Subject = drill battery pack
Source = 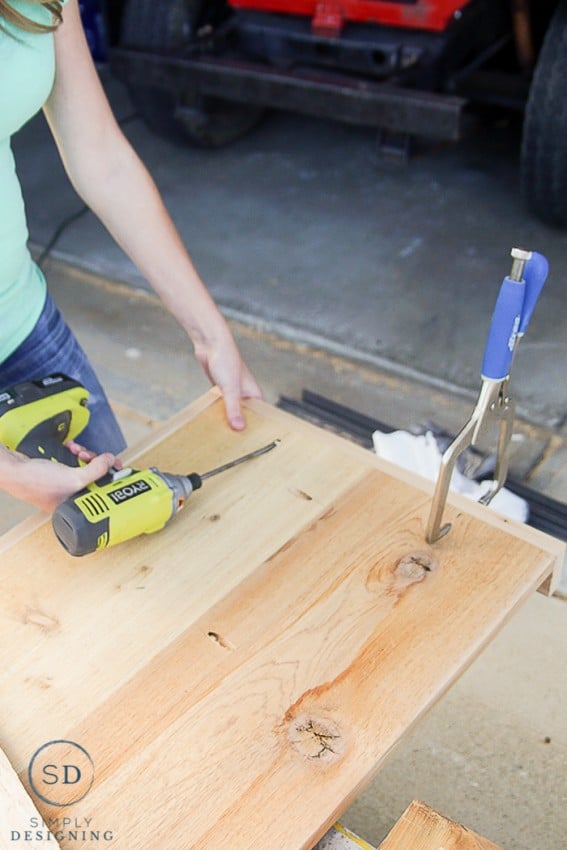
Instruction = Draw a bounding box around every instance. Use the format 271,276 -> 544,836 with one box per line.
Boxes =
0,373 -> 90,459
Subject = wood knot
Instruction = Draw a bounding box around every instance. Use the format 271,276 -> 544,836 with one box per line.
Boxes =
25,676 -> 53,690
287,713 -> 344,762
23,607 -> 60,633
392,551 -> 438,591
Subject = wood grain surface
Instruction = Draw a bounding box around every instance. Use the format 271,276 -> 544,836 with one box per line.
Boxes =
0,391 -> 562,849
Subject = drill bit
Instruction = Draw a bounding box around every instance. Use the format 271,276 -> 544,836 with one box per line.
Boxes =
199,439 -> 281,480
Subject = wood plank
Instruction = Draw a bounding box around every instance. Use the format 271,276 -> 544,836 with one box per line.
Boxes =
378,800 -> 503,850
0,745 -> 60,850
0,393 -> 562,849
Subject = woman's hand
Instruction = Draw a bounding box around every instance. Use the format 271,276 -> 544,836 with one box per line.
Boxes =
0,442 -> 120,513
193,321 -> 263,430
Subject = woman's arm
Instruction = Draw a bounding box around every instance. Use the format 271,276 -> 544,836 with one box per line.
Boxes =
43,1 -> 261,430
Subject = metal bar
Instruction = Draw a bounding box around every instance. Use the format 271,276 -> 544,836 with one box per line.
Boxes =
110,49 -> 465,140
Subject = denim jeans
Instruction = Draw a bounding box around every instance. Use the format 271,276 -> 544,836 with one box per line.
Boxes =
0,293 -> 127,455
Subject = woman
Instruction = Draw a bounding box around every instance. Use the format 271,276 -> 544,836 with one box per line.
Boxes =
0,0 -> 262,512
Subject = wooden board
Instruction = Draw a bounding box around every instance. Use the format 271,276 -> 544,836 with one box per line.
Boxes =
0,390 -> 562,850
378,800 -> 503,850
0,746 -> 56,850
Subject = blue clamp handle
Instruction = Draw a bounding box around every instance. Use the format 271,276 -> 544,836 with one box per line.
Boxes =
481,275 -> 525,380
481,251 -> 549,381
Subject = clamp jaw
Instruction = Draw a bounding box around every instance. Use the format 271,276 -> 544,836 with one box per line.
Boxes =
426,248 -> 549,544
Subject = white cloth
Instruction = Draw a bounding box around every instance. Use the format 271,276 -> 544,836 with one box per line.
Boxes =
372,429 -> 529,523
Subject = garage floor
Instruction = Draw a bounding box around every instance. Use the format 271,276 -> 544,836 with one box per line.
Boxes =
4,70 -> 567,849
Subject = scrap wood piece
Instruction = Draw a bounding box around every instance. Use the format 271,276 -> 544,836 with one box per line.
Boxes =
0,745 -> 60,850
378,800 -> 503,849
0,392 -> 563,850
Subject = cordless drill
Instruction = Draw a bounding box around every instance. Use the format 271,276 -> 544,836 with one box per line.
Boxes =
0,373 -> 279,557
51,440 -> 279,556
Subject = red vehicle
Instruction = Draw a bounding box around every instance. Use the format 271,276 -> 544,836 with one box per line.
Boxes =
102,0 -> 567,226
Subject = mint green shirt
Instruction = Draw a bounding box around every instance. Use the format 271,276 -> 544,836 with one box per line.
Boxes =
0,2 -> 59,362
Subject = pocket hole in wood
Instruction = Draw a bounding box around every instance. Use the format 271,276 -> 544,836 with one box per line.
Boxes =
207,631 -> 234,650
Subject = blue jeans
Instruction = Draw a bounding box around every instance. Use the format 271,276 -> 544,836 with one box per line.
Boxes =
0,293 -> 126,455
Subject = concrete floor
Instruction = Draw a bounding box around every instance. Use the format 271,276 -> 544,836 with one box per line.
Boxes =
3,69 -> 567,849
13,73 -> 567,427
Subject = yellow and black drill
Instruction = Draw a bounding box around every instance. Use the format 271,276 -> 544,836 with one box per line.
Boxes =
0,374 -> 278,557
52,438 -> 279,556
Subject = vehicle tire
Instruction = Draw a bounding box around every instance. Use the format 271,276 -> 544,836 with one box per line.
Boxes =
121,0 -> 264,147
521,0 -> 567,227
